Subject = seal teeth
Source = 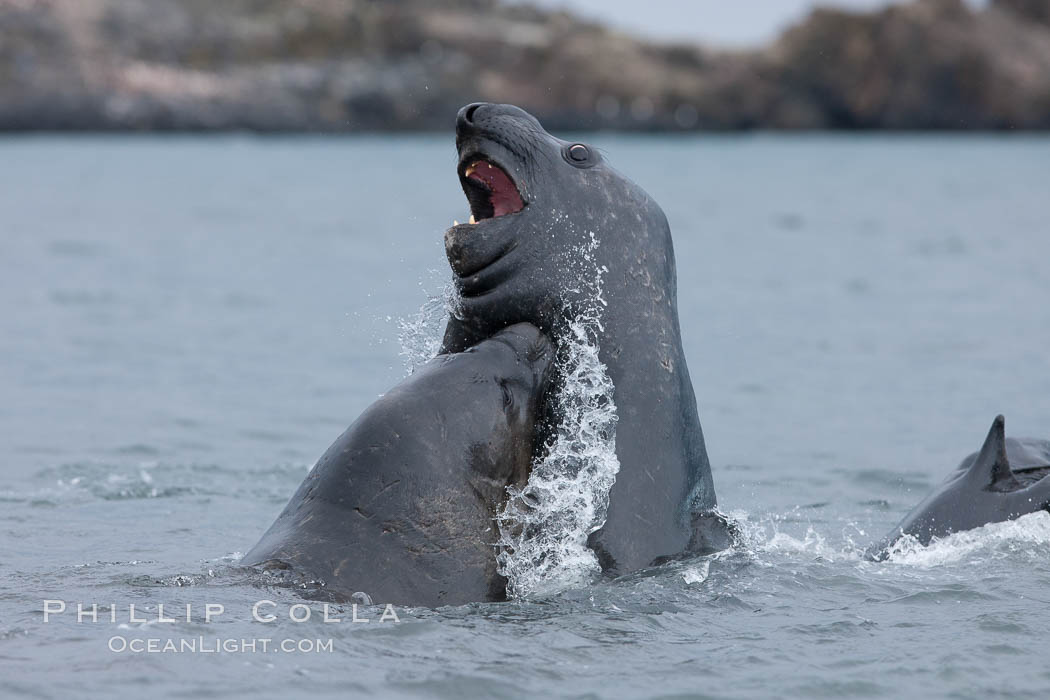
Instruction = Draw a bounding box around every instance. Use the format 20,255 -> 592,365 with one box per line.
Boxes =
453,219 -> 459,226
469,214 -> 476,225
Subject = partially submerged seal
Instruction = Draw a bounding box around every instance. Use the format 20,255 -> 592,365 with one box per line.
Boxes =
871,415 -> 1050,557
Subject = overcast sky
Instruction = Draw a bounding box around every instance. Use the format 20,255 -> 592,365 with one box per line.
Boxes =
520,0 -> 985,46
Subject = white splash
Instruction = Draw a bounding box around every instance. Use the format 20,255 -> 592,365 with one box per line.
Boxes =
397,283 -> 453,374
682,559 -> 711,584
881,511 -> 1050,567
496,230 -> 621,599
726,507 -> 1050,570
730,509 -> 857,562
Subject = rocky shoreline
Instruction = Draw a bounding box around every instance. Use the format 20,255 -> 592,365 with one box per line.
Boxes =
2,0 -> 1049,131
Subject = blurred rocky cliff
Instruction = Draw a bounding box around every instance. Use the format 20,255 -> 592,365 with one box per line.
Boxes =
2,0 -> 1050,130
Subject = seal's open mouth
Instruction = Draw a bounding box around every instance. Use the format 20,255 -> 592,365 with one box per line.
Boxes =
458,159 -> 525,222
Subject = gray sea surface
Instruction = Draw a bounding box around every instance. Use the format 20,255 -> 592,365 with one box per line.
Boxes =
1,133 -> 1049,698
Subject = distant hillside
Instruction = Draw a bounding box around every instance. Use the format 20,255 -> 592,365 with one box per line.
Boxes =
2,0 -> 1050,131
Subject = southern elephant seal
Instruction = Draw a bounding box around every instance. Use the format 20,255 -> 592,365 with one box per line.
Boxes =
441,102 -> 731,575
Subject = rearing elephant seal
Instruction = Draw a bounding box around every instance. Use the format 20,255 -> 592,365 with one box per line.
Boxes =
242,323 -> 553,606
441,103 -> 730,575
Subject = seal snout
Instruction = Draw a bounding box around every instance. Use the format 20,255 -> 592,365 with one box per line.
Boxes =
456,102 -> 485,131
456,102 -> 536,137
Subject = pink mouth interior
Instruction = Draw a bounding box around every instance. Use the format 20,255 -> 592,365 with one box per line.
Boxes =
467,161 -> 524,218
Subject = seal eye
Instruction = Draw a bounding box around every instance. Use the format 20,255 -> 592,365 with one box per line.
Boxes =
563,143 -> 597,168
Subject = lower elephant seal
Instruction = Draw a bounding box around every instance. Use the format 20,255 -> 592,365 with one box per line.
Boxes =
242,323 -> 553,606
871,415 -> 1050,558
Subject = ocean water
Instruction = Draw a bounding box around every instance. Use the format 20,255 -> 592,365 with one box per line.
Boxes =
1,133 -> 1049,699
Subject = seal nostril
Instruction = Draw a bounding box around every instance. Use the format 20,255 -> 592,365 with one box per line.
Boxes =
456,103 -> 487,134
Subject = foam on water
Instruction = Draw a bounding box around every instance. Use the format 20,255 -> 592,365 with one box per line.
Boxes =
727,507 -> 1050,571
880,510 -> 1050,567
